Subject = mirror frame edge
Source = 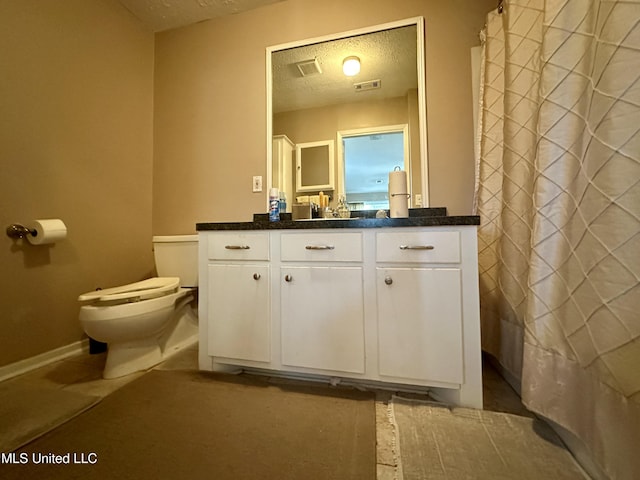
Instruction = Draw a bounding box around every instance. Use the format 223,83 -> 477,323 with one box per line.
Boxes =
416,17 -> 429,207
266,16 -> 429,210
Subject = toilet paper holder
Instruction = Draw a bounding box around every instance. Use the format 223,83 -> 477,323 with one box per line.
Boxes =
6,223 -> 36,240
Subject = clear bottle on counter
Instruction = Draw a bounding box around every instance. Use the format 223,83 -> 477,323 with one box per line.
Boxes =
336,195 -> 350,218
279,192 -> 287,214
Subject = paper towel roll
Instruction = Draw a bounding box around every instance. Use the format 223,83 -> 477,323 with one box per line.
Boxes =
389,194 -> 409,218
389,169 -> 409,218
26,219 -> 67,245
388,169 -> 408,195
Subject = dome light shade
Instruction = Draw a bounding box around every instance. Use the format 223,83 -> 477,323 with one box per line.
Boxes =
342,56 -> 360,76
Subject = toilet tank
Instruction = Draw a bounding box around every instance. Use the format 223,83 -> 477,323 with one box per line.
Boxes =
152,235 -> 198,287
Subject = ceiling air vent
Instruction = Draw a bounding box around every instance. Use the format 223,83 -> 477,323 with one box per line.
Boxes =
354,79 -> 381,92
295,58 -> 322,77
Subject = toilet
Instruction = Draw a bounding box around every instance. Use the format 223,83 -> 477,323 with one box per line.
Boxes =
78,235 -> 199,379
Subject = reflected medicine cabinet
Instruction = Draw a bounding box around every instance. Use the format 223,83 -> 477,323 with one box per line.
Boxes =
295,140 -> 335,192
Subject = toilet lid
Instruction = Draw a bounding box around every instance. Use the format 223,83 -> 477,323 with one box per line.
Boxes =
78,277 -> 180,303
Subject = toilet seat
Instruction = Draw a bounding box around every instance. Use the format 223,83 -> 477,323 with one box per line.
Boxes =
78,277 -> 180,304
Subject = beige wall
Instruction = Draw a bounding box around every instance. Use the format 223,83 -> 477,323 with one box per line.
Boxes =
153,0 -> 496,233
0,0 -> 155,366
274,96 -> 411,145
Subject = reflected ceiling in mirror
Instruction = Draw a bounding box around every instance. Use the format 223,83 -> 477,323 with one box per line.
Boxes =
272,25 -> 418,114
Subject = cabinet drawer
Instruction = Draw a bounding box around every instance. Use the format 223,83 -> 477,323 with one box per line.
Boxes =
281,232 -> 362,262
207,232 -> 270,261
376,231 -> 460,263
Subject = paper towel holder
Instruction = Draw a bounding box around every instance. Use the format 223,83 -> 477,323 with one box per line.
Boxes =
389,166 -> 411,198
6,223 -> 37,240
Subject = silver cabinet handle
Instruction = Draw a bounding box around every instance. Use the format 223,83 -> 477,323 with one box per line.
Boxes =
284,274 -> 293,282
253,273 -> 261,280
225,245 -> 250,250
399,245 -> 434,250
305,245 -> 335,250
385,276 -> 393,285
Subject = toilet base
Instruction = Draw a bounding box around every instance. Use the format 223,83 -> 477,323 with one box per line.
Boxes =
100,300 -> 198,379
103,338 -> 163,379
159,302 -> 198,355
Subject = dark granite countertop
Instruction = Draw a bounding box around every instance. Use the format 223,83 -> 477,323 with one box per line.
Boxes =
196,208 -> 479,231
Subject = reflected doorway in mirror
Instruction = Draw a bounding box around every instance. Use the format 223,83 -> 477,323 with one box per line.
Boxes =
338,125 -> 409,211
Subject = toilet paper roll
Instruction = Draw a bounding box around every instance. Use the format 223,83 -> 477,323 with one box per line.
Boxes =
26,219 -> 67,245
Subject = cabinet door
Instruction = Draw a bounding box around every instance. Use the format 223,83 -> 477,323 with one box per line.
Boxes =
377,267 -> 463,384
281,266 -> 365,374
208,264 -> 270,362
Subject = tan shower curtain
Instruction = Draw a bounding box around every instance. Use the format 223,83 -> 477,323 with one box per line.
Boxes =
475,1 -> 640,479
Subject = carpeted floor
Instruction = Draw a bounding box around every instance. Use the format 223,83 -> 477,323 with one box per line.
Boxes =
390,396 -> 587,480
1,369 -> 376,480
0,383 -> 99,454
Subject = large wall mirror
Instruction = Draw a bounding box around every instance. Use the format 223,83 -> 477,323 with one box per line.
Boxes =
266,17 -> 428,211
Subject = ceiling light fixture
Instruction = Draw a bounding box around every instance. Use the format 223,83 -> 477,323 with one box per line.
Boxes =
342,56 -> 361,76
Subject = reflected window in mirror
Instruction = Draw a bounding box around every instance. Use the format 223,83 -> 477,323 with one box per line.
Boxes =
342,129 -> 407,210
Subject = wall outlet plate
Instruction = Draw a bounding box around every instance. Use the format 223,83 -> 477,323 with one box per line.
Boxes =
253,176 -> 263,192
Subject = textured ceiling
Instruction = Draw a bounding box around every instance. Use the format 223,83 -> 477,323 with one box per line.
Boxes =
118,0 -> 283,32
272,25 -> 418,114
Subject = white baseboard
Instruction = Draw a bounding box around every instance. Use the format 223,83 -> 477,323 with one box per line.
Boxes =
0,339 -> 90,383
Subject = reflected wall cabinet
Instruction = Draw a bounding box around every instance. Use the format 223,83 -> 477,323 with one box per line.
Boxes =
295,140 -> 335,192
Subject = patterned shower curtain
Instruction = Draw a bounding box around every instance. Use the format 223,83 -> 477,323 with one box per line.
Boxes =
475,1 -> 640,479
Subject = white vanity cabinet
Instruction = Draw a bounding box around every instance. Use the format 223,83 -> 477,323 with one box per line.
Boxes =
199,224 -> 483,409
375,231 -> 464,385
279,232 -> 365,374
204,232 -> 271,363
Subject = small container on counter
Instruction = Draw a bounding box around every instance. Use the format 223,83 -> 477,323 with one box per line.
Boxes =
269,187 -> 280,222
